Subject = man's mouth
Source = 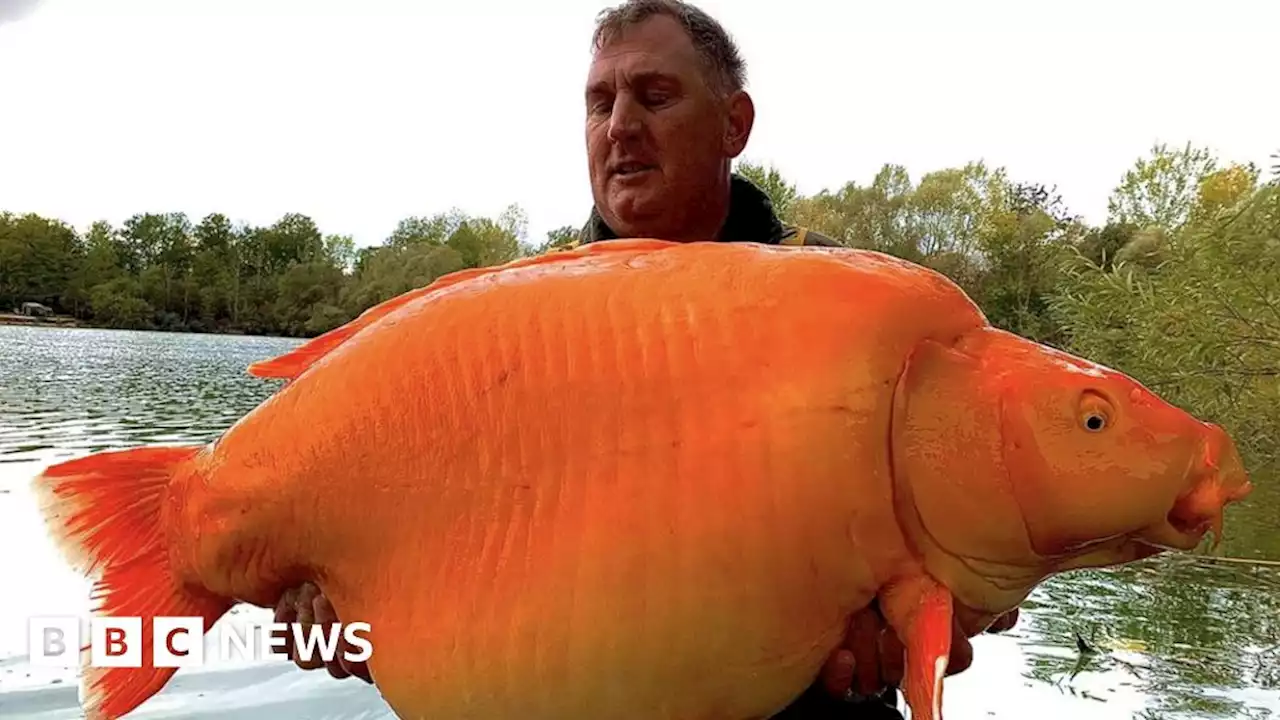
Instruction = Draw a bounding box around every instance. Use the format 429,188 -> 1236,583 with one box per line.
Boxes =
612,161 -> 655,177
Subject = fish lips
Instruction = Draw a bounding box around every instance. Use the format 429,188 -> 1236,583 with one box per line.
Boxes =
1137,452 -> 1253,553
1136,520 -> 1212,552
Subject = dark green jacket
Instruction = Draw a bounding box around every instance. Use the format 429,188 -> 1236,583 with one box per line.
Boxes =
564,173 -> 840,249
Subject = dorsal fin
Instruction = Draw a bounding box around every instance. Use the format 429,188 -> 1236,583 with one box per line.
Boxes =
246,238 -> 679,381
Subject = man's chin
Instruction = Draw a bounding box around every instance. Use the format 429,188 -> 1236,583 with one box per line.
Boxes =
605,196 -> 667,234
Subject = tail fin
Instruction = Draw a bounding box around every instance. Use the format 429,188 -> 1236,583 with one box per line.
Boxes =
32,445 -> 236,720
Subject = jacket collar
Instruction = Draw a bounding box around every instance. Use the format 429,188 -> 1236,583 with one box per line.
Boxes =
582,173 -> 786,244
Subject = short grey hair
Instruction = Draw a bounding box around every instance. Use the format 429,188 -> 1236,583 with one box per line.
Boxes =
591,0 -> 747,95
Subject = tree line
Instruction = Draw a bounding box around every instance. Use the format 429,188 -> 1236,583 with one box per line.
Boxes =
0,201 -> 545,337
2,142 -> 1277,463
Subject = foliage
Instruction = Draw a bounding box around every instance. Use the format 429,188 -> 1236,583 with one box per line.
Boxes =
1106,142 -> 1220,233
537,225 -> 580,254
736,160 -> 799,219
0,204 -> 536,337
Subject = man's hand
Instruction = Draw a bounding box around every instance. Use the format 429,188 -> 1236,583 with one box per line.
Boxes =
817,602 -> 1019,700
272,582 -> 373,683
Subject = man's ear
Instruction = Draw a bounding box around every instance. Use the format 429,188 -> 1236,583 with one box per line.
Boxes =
723,89 -> 754,158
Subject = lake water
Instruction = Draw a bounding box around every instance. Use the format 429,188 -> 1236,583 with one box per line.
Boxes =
0,324 -> 1276,719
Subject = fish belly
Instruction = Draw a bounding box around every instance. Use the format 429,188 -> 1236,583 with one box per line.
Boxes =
199,244 -> 967,719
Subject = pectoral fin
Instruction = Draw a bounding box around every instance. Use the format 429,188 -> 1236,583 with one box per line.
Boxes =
878,575 -> 953,720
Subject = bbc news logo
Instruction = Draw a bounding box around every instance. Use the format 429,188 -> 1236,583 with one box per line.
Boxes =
28,616 -> 373,668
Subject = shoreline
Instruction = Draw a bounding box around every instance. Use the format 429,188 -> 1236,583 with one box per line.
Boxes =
0,315 -> 300,340
0,314 -> 80,328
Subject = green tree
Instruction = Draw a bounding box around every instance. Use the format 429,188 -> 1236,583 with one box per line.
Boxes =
65,221 -> 125,317
0,212 -> 82,311
972,182 -> 1082,344
1075,222 -> 1139,272
1106,142 -> 1218,233
533,225 -> 580,255
324,234 -> 357,274
736,160 -> 799,219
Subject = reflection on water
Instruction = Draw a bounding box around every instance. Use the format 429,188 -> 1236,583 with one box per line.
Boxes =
0,325 -> 295,463
1019,559 -> 1279,718
0,325 -> 1276,718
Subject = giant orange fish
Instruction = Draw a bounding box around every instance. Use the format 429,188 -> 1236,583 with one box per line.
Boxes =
33,238 -> 1252,720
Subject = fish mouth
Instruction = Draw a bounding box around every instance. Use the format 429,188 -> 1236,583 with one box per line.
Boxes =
1138,426 -> 1253,553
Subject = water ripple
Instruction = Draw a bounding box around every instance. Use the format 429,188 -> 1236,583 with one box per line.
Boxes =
0,326 -> 297,471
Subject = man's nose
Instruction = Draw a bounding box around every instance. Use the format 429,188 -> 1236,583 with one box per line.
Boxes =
606,95 -> 642,143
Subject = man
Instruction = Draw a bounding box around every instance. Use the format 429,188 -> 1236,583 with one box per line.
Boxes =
569,0 -> 831,250
273,1 -> 1019,717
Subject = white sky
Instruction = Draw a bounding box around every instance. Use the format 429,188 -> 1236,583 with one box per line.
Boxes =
0,0 -> 1276,249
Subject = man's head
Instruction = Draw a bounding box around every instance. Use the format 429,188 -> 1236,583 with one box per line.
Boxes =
585,0 -> 755,241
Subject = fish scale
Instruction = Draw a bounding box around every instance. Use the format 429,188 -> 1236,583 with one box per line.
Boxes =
30,238 -> 1252,720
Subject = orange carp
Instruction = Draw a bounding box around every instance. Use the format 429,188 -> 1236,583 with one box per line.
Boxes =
32,238 -> 1252,720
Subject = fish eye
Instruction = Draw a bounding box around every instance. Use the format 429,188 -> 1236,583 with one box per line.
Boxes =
1078,389 -> 1114,433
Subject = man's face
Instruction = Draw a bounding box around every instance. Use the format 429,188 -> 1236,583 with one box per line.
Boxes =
585,15 -> 753,240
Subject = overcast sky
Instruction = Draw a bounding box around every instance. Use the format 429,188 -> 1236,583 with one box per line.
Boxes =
1,0 -> 1276,248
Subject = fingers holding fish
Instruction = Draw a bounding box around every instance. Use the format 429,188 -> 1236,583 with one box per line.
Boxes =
270,585 -> 301,662
821,599 -> 974,703
292,583 -> 329,671
271,583 -> 321,670
315,592 -> 374,683
871,616 -> 905,689
818,648 -> 856,699
309,594 -> 350,679
813,609 -> 906,701
339,640 -> 375,683
817,606 -> 887,700
944,621 -> 974,675
848,604 -> 888,697
271,582 -> 374,682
